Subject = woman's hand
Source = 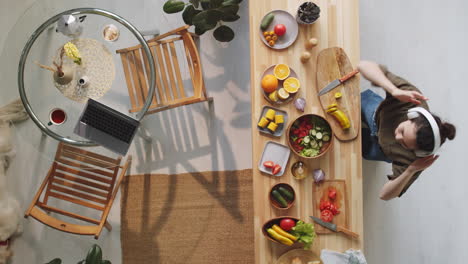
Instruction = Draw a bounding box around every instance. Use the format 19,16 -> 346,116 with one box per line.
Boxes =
391,89 -> 428,105
408,155 -> 439,173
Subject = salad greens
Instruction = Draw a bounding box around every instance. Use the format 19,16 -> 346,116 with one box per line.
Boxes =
290,221 -> 317,249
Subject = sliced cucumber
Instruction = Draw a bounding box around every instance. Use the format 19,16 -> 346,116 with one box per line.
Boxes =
311,139 -> 318,148
319,141 -> 323,147
311,129 -> 317,136
316,127 -> 322,131
303,136 -> 310,144
316,132 -> 323,140
323,135 -> 330,142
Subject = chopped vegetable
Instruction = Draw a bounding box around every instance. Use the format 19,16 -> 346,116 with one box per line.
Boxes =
334,92 -> 342,99
294,98 -> 306,112
328,188 -> 337,200
313,169 -> 325,183
263,161 -> 275,168
272,164 -> 282,175
290,221 -> 317,249
320,209 -> 334,222
289,115 -> 331,158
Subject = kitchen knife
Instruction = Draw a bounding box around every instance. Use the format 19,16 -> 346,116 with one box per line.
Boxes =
318,69 -> 359,96
309,216 -> 359,239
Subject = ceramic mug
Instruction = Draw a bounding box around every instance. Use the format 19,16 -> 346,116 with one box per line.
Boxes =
48,108 -> 67,126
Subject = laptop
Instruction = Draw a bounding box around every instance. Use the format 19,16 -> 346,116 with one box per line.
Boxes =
74,99 -> 140,155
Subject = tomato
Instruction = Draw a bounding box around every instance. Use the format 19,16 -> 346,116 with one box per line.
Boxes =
319,200 -> 332,211
320,209 -> 334,222
272,164 -> 282,175
263,161 -> 275,169
280,218 -> 296,231
328,188 -> 337,200
329,203 -> 340,215
274,24 -> 287,36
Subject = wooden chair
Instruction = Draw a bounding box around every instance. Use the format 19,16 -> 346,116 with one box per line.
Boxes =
116,25 -> 212,115
24,143 -> 131,239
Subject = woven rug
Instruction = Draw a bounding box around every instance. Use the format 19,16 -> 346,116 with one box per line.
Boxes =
121,169 -> 254,264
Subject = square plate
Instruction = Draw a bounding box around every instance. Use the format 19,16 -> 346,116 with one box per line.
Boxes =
257,106 -> 288,137
258,141 -> 291,176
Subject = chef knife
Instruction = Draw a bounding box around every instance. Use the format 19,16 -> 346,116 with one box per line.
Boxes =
309,216 -> 359,239
318,69 -> 359,96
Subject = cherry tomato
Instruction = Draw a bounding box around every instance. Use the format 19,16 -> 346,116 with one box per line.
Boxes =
263,161 -> 275,169
272,164 -> 282,175
274,24 -> 287,36
321,209 -> 334,222
280,218 -> 296,231
328,188 -> 337,200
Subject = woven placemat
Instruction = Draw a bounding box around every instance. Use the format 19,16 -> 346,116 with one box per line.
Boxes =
121,169 -> 254,264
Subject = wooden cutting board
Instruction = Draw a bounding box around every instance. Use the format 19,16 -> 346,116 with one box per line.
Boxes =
316,47 -> 360,141
312,179 -> 349,234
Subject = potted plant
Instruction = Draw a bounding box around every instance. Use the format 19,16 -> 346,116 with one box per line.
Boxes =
45,244 -> 111,264
162,0 -> 243,42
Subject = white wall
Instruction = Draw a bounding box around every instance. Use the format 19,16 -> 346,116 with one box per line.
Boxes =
360,1 -> 468,263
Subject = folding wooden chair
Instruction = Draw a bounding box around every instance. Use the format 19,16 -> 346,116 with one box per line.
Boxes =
24,143 -> 131,239
116,25 -> 212,115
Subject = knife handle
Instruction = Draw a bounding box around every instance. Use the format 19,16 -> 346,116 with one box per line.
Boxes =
336,226 -> 359,239
339,69 -> 359,83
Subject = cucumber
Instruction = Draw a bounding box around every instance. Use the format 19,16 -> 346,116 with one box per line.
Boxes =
323,135 -> 330,142
311,129 -> 317,136
319,141 -> 323,147
278,187 -> 294,201
316,132 -> 323,140
261,13 -> 275,30
303,136 -> 310,144
272,190 -> 288,207
316,127 -> 322,131
311,139 -> 318,148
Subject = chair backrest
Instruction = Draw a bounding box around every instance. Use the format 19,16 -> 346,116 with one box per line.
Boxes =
116,26 -> 204,114
41,143 -> 122,212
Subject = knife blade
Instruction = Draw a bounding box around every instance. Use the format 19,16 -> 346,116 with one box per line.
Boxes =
309,216 -> 359,239
318,69 -> 359,96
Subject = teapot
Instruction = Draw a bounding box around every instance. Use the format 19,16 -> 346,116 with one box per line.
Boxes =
56,15 -> 86,38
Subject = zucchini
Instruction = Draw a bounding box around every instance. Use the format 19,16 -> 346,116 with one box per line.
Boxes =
316,132 -> 323,140
272,190 -> 288,207
278,187 -> 294,201
323,135 -> 330,142
311,139 -> 318,148
303,136 -> 310,144
260,13 -> 275,30
311,129 -> 316,136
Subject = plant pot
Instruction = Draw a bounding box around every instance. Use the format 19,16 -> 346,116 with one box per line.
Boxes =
53,65 -> 74,85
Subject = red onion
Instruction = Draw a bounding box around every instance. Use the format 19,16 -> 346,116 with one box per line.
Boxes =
294,97 -> 306,112
313,169 -> 325,183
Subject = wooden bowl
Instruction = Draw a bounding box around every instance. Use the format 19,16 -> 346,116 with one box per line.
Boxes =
269,183 -> 295,210
287,114 -> 333,159
262,217 -> 300,244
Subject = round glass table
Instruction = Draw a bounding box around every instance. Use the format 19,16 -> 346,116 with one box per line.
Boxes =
18,8 -> 155,146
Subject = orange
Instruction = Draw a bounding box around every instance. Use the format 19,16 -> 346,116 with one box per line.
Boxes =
274,64 -> 290,80
261,74 -> 278,93
283,77 -> 300,93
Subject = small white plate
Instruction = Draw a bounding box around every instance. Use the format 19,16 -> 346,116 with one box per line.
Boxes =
259,10 -> 299,50
258,141 -> 291,176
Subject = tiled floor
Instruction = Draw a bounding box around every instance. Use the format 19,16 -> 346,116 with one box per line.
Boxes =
1,0 -> 466,263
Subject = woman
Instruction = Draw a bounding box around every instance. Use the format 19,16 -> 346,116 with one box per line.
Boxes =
357,61 -> 456,200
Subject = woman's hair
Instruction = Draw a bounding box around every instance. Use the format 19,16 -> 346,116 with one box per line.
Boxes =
412,113 -> 456,151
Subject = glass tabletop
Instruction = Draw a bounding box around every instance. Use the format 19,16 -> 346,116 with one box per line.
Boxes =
18,7 -> 155,146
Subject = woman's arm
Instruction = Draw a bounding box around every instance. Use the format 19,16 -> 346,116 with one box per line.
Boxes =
357,60 -> 428,105
380,155 -> 439,200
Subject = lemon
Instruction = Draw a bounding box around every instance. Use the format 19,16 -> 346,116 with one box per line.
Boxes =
278,88 -> 290,100
283,77 -> 300,93
274,64 -> 290,80
268,91 -> 279,102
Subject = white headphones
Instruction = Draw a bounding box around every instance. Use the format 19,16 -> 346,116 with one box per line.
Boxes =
407,107 -> 441,157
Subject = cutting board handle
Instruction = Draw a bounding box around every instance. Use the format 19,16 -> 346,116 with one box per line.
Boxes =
336,226 -> 360,239
339,69 -> 359,82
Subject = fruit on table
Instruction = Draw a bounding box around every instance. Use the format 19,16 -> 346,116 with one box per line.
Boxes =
267,228 -> 294,246
260,13 -> 275,30
262,31 -> 278,46
334,92 -> 342,99
272,164 -> 282,175
268,40 -> 275,46
280,218 -> 296,231
258,117 -> 269,128
291,161 -> 308,180
326,104 -> 350,129
267,122 -> 278,132
274,64 -> 290,80
268,91 -> 279,102
283,77 -> 301,93
272,224 -> 298,241
300,51 -> 311,63
263,161 -> 275,168
278,186 -> 294,201
277,88 -> 290,100
305,38 -> 318,49
320,209 -> 334,222
271,189 -> 288,207
265,109 -> 276,120
274,114 -> 284,124
262,74 -> 278,93
274,24 -> 287,36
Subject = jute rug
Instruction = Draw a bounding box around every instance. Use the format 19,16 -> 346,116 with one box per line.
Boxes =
120,169 -> 254,264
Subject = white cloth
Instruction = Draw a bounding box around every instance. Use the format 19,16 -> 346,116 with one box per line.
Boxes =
320,249 -> 367,264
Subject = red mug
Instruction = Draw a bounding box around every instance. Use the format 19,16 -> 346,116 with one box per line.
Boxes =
48,108 -> 67,126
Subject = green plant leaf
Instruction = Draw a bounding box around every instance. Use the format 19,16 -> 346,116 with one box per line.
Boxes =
192,10 -> 208,25
77,261 -> 85,264
213,25 -> 235,42
218,4 -> 239,15
195,26 -> 207,35
163,0 -> 186,14
221,14 -> 240,22
85,244 -> 103,264
210,0 -> 224,8
183,5 -> 201,25
222,0 -> 240,6
201,0 -> 210,9
101,261 -> 111,264
46,259 -> 62,264
206,9 -> 223,24
190,0 -> 200,8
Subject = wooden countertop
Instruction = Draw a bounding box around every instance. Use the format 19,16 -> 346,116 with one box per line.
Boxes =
249,1 -> 362,263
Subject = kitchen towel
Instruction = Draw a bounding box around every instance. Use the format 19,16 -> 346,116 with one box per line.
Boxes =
320,249 -> 367,264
